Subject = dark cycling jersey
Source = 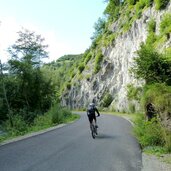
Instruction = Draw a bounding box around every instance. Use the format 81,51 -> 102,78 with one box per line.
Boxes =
87,103 -> 100,123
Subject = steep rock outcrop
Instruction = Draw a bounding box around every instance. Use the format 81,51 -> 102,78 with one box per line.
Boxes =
62,4 -> 171,112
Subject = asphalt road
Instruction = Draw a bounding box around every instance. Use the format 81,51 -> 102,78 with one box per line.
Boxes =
0,112 -> 142,171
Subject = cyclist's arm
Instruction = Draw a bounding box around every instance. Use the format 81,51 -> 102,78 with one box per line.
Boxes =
87,109 -> 89,115
95,108 -> 100,116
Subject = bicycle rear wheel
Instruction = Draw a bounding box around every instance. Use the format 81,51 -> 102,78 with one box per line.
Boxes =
95,126 -> 98,135
90,124 -> 96,139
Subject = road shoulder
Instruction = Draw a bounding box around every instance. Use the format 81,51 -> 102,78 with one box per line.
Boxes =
120,115 -> 171,171
0,123 -> 66,146
142,153 -> 171,171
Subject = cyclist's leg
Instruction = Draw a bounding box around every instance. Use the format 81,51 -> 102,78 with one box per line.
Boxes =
88,115 -> 93,130
92,116 -> 98,135
92,114 -> 98,127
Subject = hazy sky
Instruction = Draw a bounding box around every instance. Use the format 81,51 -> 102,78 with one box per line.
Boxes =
0,0 -> 107,63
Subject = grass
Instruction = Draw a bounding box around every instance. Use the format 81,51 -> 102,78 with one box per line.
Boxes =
143,146 -> 167,156
163,156 -> 171,164
144,146 -> 171,165
0,113 -> 80,144
102,111 -> 171,157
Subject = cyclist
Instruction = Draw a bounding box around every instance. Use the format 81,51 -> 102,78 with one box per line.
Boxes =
87,102 -> 100,128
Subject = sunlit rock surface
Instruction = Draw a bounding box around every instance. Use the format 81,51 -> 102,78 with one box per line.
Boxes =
62,3 -> 171,113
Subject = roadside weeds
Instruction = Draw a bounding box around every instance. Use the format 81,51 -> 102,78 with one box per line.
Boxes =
102,112 -> 171,170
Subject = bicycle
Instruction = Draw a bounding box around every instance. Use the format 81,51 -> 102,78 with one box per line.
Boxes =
90,115 -> 99,139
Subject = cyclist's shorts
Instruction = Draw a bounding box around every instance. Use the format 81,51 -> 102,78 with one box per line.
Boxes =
88,114 -> 96,123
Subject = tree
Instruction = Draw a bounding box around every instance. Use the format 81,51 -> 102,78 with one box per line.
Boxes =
6,29 -> 54,123
91,17 -> 106,41
0,60 -> 13,125
8,28 -> 48,68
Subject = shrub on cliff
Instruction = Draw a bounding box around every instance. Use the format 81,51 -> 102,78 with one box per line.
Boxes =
132,44 -> 171,85
94,51 -> 103,74
142,83 -> 171,118
160,13 -> 171,38
127,84 -> 143,101
127,0 -> 139,5
101,93 -> 113,107
154,0 -> 170,10
78,63 -> 85,73
148,19 -> 156,33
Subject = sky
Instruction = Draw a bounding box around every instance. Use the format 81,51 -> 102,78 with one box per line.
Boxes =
0,0 -> 107,63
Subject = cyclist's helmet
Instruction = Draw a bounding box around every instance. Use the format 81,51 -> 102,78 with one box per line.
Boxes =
89,103 -> 95,108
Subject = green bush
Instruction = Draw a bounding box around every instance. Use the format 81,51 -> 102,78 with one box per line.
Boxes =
132,44 -> 171,84
142,83 -> 171,114
85,74 -> 91,81
154,0 -> 170,10
66,83 -> 71,90
78,63 -> 85,73
18,108 -> 38,124
166,47 -> 171,57
103,33 -> 116,47
51,105 -> 64,124
94,51 -> 103,74
3,115 -> 28,136
164,130 -> 171,152
0,104 -> 77,142
135,0 -> 147,11
134,114 -> 165,147
94,65 -> 101,74
134,0 -> 150,19
91,35 -> 102,49
104,1 -> 120,21
122,22 -> 132,33
135,10 -> 143,19
146,32 -> 158,45
50,104 -> 72,124
128,103 -> 136,113
160,13 -> 171,37
84,52 -> 92,64
61,108 -> 72,118
32,113 -> 52,130
148,19 -> 156,33
71,72 -> 75,78
127,0 -> 137,5
134,113 -> 171,152
144,0 -> 153,7
101,93 -> 113,107
127,84 -> 143,101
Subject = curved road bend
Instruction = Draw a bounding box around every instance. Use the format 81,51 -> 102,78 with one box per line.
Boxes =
0,112 -> 142,171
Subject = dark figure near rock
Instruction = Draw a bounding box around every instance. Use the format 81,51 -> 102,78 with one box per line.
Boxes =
146,103 -> 156,121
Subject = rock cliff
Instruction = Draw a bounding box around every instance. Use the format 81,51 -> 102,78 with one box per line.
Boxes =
62,3 -> 171,112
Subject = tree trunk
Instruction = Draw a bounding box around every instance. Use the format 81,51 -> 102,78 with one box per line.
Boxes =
0,60 -> 13,127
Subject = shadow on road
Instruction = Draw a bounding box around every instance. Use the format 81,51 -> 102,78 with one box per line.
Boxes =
95,133 -> 116,139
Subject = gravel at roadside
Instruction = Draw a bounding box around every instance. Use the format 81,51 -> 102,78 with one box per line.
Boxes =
121,116 -> 171,171
142,153 -> 171,171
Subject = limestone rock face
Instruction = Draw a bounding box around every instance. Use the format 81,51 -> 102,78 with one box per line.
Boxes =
62,4 -> 171,112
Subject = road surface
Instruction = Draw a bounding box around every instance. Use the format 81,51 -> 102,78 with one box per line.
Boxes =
0,112 -> 142,171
